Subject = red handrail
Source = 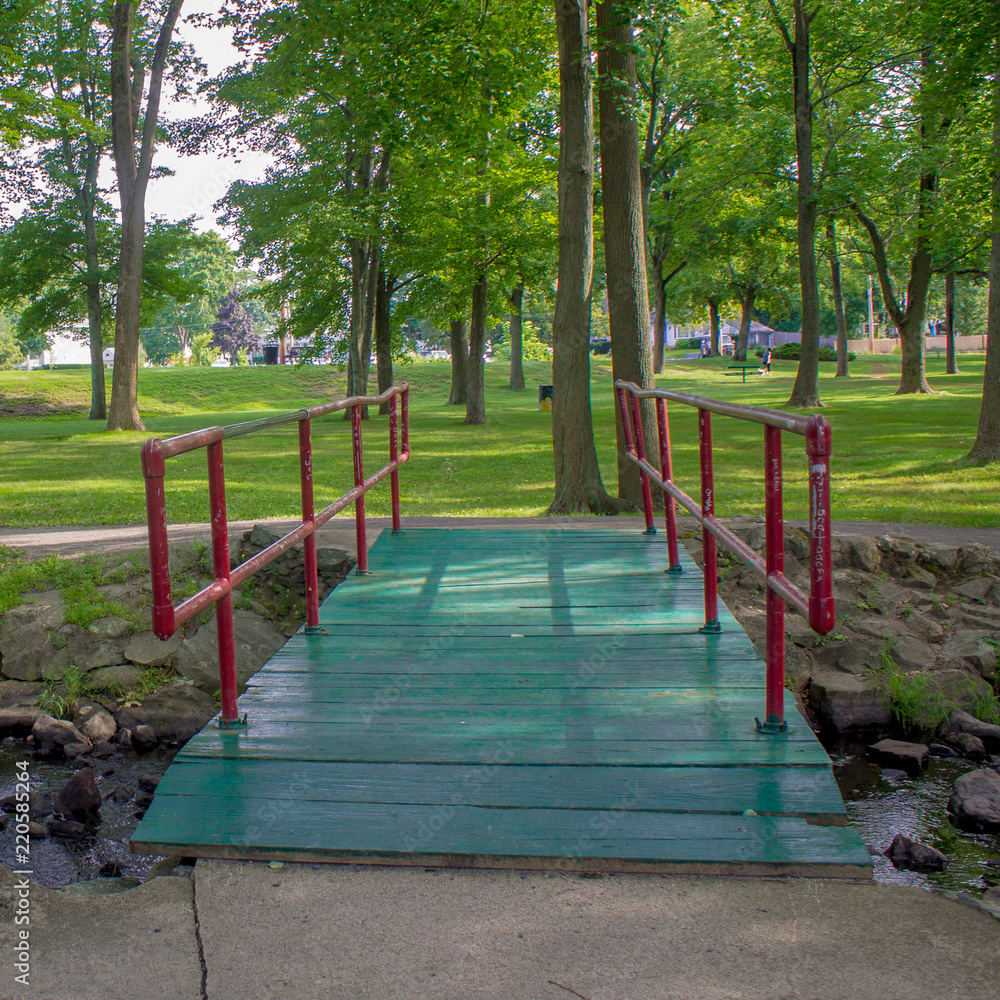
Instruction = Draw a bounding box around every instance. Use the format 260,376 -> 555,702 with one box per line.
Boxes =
140,383 -> 410,728
614,380 -> 833,734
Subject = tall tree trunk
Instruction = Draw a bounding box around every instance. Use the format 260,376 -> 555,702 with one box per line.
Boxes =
769,0 -> 821,406
945,272 -> 959,374
548,0 -> 617,514
968,66 -> 1000,461
85,273 -> 105,420
448,319 -> 469,405
597,0 -> 655,507
734,286 -> 756,361
708,299 -> 721,357
465,275 -> 487,425
375,269 -> 395,415
509,283 -> 524,390
652,255 -> 667,373
346,239 -> 368,399
827,221 -> 850,377
106,0 -> 183,431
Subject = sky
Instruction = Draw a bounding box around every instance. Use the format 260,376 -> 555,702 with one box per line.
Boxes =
143,1 -> 272,239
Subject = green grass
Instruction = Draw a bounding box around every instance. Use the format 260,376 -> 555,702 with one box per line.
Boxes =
0,352 -> 998,527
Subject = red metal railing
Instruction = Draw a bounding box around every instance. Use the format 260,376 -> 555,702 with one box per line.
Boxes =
140,384 -> 410,729
615,380 -> 833,734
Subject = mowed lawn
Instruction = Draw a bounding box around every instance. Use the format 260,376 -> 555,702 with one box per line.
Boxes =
0,351 -> 996,528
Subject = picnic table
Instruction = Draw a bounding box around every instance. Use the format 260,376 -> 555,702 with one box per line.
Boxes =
725,364 -> 764,383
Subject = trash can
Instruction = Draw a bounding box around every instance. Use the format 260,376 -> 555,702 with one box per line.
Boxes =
538,384 -> 554,411
263,346 -> 279,365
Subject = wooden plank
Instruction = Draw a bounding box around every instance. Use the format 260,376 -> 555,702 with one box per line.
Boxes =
151,760 -> 848,816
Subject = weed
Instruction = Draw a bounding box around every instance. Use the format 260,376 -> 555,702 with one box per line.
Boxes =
875,667 -> 948,731
38,689 -> 69,719
814,631 -> 848,648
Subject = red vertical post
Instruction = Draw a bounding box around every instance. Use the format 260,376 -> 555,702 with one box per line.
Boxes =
389,392 -> 402,534
760,424 -> 788,733
351,403 -> 369,575
401,386 -> 410,459
629,393 -> 656,534
655,398 -> 682,573
698,408 -> 721,634
207,440 -> 241,728
806,416 -> 835,634
298,416 -> 320,630
140,440 -> 175,640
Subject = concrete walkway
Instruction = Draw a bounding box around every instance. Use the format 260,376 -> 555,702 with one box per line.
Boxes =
3,861 -> 997,1000
3,515 -> 1000,560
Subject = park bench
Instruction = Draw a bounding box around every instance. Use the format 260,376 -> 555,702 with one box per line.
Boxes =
725,364 -> 764,383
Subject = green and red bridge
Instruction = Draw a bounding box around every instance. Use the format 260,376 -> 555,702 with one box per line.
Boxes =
130,382 -> 871,876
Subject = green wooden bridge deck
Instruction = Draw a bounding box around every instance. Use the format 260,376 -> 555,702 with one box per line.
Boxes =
131,527 -> 871,876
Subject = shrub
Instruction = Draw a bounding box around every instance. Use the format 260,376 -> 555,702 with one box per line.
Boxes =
673,338 -> 701,350
768,343 -> 855,362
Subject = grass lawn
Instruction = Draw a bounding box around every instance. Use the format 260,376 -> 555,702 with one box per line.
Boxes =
0,350 -> 996,528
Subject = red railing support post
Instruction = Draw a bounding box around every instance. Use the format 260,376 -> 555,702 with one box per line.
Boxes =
759,424 -> 788,733
389,392 -> 402,534
299,416 -> 320,631
655,398 -> 682,573
630,393 -> 656,534
806,416 -> 835,634
351,403 -> 369,575
141,440 -> 175,640
206,440 -> 242,728
698,408 -> 722,634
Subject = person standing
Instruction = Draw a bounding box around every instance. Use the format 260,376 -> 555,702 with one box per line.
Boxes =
761,345 -> 772,374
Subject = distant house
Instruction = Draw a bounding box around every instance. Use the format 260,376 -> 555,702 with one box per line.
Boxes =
102,347 -> 115,368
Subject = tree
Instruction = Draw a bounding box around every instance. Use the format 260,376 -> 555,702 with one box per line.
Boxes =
106,0 -> 185,431
508,283 -> 525,390
548,0 -> 618,514
597,0 -> 655,506
825,220 -> 850,376
212,289 -> 257,360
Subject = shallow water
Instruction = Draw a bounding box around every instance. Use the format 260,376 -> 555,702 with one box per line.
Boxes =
829,737 -> 1000,894
0,743 -> 171,887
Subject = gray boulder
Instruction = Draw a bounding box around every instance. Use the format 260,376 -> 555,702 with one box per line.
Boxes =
124,631 -> 183,668
884,834 -> 948,871
30,714 -> 91,757
44,637 -> 127,679
54,767 -> 102,818
0,618 -> 55,681
807,671 -> 891,731
843,535 -> 882,574
72,701 -> 117,743
173,610 -> 286,694
948,769 -> 1000,833
944,708 -> 1000,748
869,739 -> 929,776
87,616 -> 132,639
940,631 -> 999,681
943,731 -> 988,760
887,635 -> 938,672
117,680 -> 218,744
0,706 -> 42,735
88,664 -> 143,694
953,577 -> 994,603
0,680 -> 44,707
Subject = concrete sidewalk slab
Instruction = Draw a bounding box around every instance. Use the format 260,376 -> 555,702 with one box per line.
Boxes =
0,868 -> 202,1000
195,860 -> 999,1000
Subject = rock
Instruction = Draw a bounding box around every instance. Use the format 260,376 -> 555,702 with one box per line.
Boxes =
903,611 -> 944,642
884,834 -> 948,871
948,768 -> 1000,832
30,713 -> 91,756
124,631 -> 183,668
54,767 -> 102,818
929,742 -> 959,758
843,536 -> 882,574
940,631 -> 998,681
133,724 -> 158,749
925,670 -> 993,716
72,701 -> 117,743
173,610 -> 286,694
0,705 -> 42,734
983,887 -> 1000,904
953,577 -> 994,603
146,857 -> 183,879
900,566 -> 937,590
869,739 -> 929,776
0,618 -> 55,681
99,860 -> 127,877
917,543 -> 961,574
138,774 -> 161,793
44,638 -> 127,679
117,680 -> 218,744
88,664 -> 143,694
115,727 -> 133,749
90,740 -> 116,758
48,819 -> 88,840
943,732 -> 989,760
807,671 -> 891,731
878,535 -> 918,561
945,708 -> 1000,748
958,544 -> 993,576
60,877 -> 142,896
783,618 -> 817,648
887,635 -> 938,672
27,821 -> 49,838
0,814 -> 6,830
110,782 -> 135,803
88,616 -> 132,639
1,790 -> 53,820
0,680 -> 44,707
